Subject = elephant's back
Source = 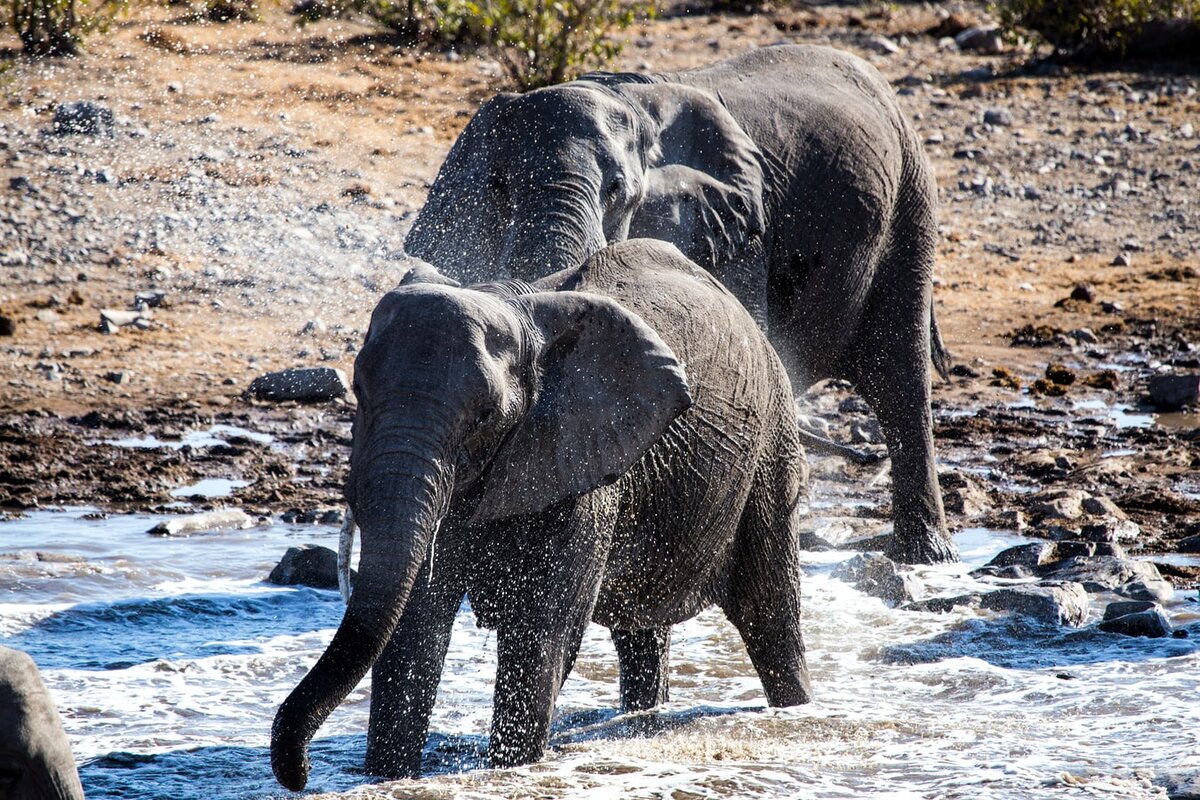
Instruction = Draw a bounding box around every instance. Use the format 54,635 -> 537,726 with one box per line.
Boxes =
570,241 -> 795,627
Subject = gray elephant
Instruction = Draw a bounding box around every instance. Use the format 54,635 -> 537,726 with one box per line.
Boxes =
271,239 -> 812,789
0,646 -> 85,800
405,44 -> 957,565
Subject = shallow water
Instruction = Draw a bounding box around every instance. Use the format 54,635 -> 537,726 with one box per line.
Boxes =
1,512 -> 1198,799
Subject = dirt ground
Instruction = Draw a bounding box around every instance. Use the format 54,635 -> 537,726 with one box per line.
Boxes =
0,3 -> 1197,571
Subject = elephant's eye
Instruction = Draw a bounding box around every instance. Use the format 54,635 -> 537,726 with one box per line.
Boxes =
605,177 -> 626,201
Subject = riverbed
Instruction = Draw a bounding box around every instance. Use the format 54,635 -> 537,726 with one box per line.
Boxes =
2,509 -> 1197,799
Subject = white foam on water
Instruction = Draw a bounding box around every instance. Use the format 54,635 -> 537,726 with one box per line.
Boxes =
1,509 -> 1197,799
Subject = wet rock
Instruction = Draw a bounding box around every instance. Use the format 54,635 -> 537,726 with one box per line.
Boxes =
52,101 -> 115,137
1081,495 -> 1126,519
904,593 -> 981,613
832,554 -> 916,606
955,25 -> 1004,54
941,472 -> 990,517
1101,600 -> 1158,621
1071,328 -> 1099,345
1040,556 -> 1174,603
1054,540 -> 1126,560
1177,534 -> 1200,553
248,367 -> 349,403
1098,606 -> 1171,638
983,509 -> 1027,531
267,544 -> 353,590
1147,374 -> 1199,410
979,583 -> 1090,627
281,507 -> 344,525
1155,771 -> 1200,800
1080,518 -> 1141,543
148,509 -> 254,536
1029,489 -> 1087,520
985,542 -> 1055,569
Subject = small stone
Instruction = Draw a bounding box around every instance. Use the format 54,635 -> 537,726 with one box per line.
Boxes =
103,371 -> 130,385
863,35 -> 900,55
148,509 -> 254,536
267,544 -> 353,590
1045,364 -> 1076,386
199,113 -> 222,124
1101,600 -> 1158,621
1098,607 -> 1171,638
983,107 -> 1014,127
99,308 -> 151,333
1111,253 -> 1133,267
832,554 -> 916,606
985,542 -> 1055,569
248,367 -> 350,403
134,290 -> 167,309
1071,328 -> 1099,345
300,319 -> 326,336
1069,283 -> 1096,302
955,25 -> 1004,54
1147,374 -> 1199,410
168,81 -> 183,93
0,314 -> 15,336
52,101 -> 115,137
8,176 -> 33,193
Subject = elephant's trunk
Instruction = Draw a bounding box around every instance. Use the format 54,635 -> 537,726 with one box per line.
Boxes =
271,455 -> 453,791
501,181 -> 607,280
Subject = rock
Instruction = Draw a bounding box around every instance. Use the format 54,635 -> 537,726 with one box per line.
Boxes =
52,101 -> 115,137
985,542 -> 1055,569
281,507 -> 343,525
955,25 -> 1004,54
1178,534 -> 1200,553
1081,495 -> 1126,519
1029,489 -> 1087,520
103,371 -> 131,385
1147,374 -> 1199,410
984,509 -> 1027,531
0,314 -> 14,336
979,582 -> 1090,627
1053,540 -> 1126,560
1101,600 -> 1158,621
1069,283 -> 1096,302
1098,607 -> 1171,638
134,290 -> 167,309
99,308 -> 152,334
1040,556 -> 1174,603
983,107 -> 1014,127
905,593 -> 982,613
941,473 -> 990,517
1045,364 -> 1076,386
148,509 -> 254,536
300,319 -> 326,336
1111,252 -> 1133,267
267,544 -> 354,590
1080,519 -> 1141,544
832,554 -> 916,606
248,367 -> 349,403
863,35 -> 900,55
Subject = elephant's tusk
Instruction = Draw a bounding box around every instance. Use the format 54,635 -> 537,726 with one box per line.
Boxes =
337,508 -> 355,603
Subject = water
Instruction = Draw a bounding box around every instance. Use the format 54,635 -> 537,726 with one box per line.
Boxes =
2,511 -> 1198,799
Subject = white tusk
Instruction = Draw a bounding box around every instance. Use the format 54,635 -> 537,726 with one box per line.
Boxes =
337,507 -> 355,603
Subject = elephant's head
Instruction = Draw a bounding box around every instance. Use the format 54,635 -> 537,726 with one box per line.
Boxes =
0,647 -> 85,800
404,80 -> 765,283
270,267 -> 691,791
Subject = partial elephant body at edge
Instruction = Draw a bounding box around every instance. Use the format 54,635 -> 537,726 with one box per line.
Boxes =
0,646 -> 86,800
405,43 -> 958,566
271,240 -> 812,789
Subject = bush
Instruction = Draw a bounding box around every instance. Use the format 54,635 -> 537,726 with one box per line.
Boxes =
7,0 -> 124,56
446,0 -> 653,89
995,0 -> 1200,57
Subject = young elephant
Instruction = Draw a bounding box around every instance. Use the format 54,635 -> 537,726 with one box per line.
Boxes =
271,239 -> 811,790
0,646 -> 86,800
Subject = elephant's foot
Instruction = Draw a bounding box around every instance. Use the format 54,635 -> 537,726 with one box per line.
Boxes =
884,520 -> 959,565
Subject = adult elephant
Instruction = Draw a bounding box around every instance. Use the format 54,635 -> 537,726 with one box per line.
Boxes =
0,646 -> 86,800
406,44 -> 957,564
271,240 -> 812,789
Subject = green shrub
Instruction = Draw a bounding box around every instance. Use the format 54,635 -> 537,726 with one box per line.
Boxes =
446,0 -> 653,89
995,0 -> 1200,56
7,0 -> 124,56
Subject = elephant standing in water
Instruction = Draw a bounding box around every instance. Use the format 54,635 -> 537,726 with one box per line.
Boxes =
0,646 -> 85,800
271,240 -> 812,789
406,44 -> 957,565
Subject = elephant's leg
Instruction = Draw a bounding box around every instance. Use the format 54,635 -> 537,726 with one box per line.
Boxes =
611,627 -> 671,711
364,553 -> 466,779
850,264 -> 958,566
723,443 -> 812,707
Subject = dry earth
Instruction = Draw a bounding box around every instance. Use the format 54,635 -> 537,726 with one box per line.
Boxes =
0,3 -> 1198,563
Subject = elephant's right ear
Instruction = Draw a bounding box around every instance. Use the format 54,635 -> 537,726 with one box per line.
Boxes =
403,92 -> 518,283
471,292 -> 692,522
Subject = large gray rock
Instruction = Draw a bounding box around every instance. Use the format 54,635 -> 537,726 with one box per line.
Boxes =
267,544 -> 354,590
248,367 -> 349,403
1102,600 -> 1159,621
978,583 -> 1090,627
832,553 -> 916,606
1098,606 -> 1172,638
1041,556 -> 1174,603
148,509 -> 253,536
985,542 -> 1056,569
52,101 -> 115,137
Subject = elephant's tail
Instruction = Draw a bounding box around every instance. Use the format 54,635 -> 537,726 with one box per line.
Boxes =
930,304 -> 952,382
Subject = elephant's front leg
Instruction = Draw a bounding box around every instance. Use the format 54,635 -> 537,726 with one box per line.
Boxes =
364,549 -> 466,779
611,627 -> 671,711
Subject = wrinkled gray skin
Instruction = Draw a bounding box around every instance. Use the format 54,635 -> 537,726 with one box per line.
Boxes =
271,240 -> 811,789
0,647 -> 85,800
406,44 -> 957,565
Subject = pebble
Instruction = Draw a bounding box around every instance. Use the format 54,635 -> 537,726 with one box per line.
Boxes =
983,107 -> 1014,127
955,25 -> 1004,54
52,101 -> 115,137
863,35 -> 900,55
1111,253 -> 1133,267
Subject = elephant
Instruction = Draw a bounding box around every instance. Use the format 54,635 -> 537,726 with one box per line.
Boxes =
404,44 -> 958,565
0,646 -> 86,800
271,239 -> 812,790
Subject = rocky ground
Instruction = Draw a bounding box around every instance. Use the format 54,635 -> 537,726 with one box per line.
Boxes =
0,2 -> 1198,583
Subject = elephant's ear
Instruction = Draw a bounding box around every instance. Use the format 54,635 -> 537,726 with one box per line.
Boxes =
471,291 -> 692,522
403,93 -> 518,283
623,83 -> 766,270
397,259 -> 460,288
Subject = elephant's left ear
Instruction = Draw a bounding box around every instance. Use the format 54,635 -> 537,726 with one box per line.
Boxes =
471,291 -> 692,522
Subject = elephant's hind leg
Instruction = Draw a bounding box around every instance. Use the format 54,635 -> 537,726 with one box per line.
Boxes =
612,627 -> 671,711
723,440 -> 812,707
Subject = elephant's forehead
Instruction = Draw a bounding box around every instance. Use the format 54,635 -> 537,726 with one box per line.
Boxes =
496,86 -> 621,135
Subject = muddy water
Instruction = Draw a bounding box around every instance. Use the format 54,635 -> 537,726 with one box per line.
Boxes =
1,511 -> 1198,799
